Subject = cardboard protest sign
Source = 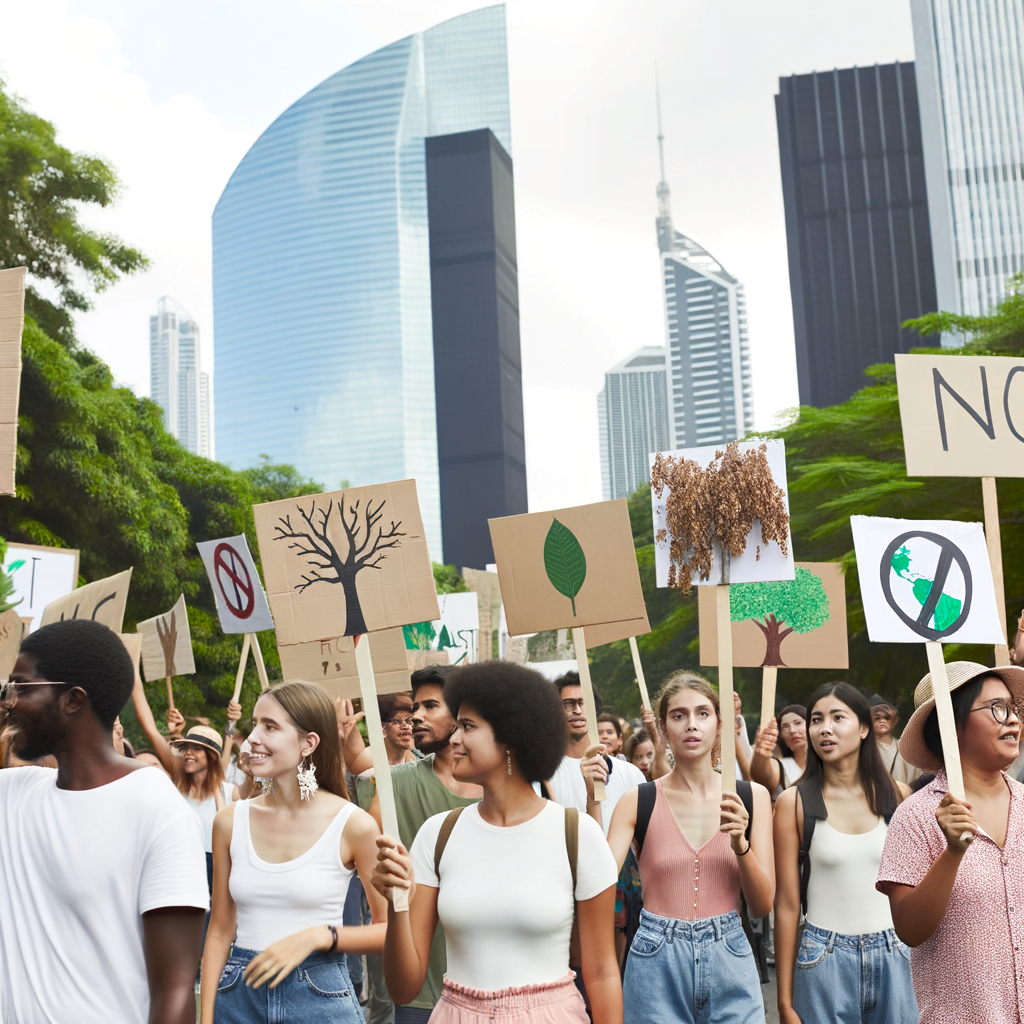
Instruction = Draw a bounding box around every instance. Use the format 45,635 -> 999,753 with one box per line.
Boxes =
137,594 -> 196,682
699,563 -> 848,669
39,568 -> 132,633
488,499 -> 649,639
404,591 -> 480,665
118,632 -> 143,677
896,353 -> 1024,478
0,267 -> 26,496
2,543 -> 80,633
254,480 -> 438,646
851,516 -> 1005,645
197,535 -> 274,635
650,439 -> 793,590
0,608 -> 23,680
278,627 -> 410,700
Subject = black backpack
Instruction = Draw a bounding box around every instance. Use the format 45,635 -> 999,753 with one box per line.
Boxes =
633,779 -> 768,984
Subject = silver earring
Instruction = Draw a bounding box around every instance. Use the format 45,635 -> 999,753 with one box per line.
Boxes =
297,756 -> 318,801
506,749 -> 512,776
259,777 -> 274,796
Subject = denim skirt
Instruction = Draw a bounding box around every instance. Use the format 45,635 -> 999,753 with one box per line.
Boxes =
214,945 -> 364,1024
622,909 -> 764,1023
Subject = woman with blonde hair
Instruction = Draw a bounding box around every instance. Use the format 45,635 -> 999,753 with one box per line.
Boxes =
607,672 -> 774,1023
201,680 -> 387,1024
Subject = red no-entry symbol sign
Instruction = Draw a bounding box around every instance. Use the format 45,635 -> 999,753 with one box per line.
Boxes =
213,543 -> 256,619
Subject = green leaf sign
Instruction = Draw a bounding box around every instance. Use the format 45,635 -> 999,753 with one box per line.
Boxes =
544,518 -> 587,616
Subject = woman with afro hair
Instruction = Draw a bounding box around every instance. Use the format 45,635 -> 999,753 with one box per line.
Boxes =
372,661 -> 622,1024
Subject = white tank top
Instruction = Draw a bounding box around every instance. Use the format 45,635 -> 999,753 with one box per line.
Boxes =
229,798 -> 357,950
805,818 -> 894,935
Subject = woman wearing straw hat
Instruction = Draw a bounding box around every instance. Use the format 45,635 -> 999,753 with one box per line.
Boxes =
877,661 -> 1024,1024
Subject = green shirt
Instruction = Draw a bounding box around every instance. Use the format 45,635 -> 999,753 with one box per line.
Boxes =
392,754 -> 479,1009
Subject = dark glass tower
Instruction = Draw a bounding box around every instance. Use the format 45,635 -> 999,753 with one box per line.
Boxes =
776,63 -> 938,408
425,128 -> 527,571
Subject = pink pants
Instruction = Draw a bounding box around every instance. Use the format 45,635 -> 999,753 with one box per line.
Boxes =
429,972 -> 589,1024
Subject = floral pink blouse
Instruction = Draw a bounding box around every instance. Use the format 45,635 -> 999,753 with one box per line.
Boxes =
877,771 -> 1024,1024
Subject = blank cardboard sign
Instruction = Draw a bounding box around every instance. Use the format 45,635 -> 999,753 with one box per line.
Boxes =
896,353 -> 1024,478
0,268 -> 26,497
40,568 -> 132,633
119,632 -> 143,679
277,627 -> 410,701
699,562 -> 848,669
138,594 -> 196,681
254,480 -> 439,646
489,499 -> 649,639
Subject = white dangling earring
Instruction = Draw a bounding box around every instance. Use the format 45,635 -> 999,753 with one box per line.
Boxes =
506,749 -> 512,776
297,756 -> 318,801
259,777 -> 274,796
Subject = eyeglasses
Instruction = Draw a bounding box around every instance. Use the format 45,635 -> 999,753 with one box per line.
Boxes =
386,716 -> 413,728
970,699 -> 1023,724
562,699 -> 586,712
0,679 -> 69,705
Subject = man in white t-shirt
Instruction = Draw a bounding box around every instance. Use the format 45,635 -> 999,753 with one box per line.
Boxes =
0,619 -> 209,1024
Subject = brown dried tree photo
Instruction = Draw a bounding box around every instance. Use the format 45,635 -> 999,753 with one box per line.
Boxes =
272,495 -> 406,635
651,441 -> 790,593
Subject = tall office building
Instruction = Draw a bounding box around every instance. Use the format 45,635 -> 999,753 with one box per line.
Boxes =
212,5 -> 513,559
597,346 -> 670,501
912,0 -> 1024,322
776,63 -> 938,408
149,296 -> 212,457
656,117 -> 753,448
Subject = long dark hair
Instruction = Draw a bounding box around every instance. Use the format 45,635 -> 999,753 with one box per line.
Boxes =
802,683 -> 898,819
776,704 -> 807,758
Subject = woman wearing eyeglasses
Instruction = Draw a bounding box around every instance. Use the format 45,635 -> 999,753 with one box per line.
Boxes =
877,662 -> 1024,1024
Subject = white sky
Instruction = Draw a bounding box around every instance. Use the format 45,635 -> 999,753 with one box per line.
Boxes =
0,0 -> 915,512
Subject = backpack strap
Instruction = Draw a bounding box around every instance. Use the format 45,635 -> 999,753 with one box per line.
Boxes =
736,779 -> 754,842
632,780 -> 658,857
433,807 -> 466,880
795,777 -> 827,916
564,807 -> 579,895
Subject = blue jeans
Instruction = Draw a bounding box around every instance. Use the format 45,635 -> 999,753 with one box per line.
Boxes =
214,946 -> 364,1023
792,922 -> 919,1024
623,909 -> 764,1023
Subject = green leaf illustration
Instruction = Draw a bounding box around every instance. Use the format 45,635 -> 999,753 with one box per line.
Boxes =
544,518 -> 587,617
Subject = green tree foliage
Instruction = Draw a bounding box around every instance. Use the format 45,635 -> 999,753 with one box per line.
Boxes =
0,538 -> 20,613
0,80 -> 147,347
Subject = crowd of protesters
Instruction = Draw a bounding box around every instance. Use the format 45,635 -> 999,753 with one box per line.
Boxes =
2,618 -> 1024,1023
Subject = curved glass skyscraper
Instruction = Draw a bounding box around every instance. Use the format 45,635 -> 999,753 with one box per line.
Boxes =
212,5 -> 511,557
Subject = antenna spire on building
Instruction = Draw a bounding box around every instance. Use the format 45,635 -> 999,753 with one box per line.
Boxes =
655,67 -> 673,254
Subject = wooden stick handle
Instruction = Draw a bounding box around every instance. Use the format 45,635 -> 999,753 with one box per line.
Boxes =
628,636 -> 652,711
982,477 -> 1011,666
355,634 -> 409,912
572,625 -> 605,802
759,666 -> 778,731
231,633 -> 251,704
716,585 -> 736,792
165,675 -> 174,712
926,641 -> 973,844
249,633 -> 270,691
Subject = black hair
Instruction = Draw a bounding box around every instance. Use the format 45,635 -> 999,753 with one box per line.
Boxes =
923,675 -> 987,765
20,619 -> 135,729
552,670 -> 604,716
379,692 -> 413,722
443,662 -> 567,783
597,712 -> 622,737
411,664 -> 454,700
623,728 -> 652,762
776,703 -> 807,758
802,682 -> 898,819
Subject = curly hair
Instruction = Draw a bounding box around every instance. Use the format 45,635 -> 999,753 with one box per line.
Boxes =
443,662 -> 568,783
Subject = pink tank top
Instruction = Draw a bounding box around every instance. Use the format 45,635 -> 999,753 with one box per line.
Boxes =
637,778 -> 741,921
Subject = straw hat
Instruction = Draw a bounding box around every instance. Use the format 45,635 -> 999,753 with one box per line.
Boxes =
898,661 -> 1024,771
170,725 -> 223,756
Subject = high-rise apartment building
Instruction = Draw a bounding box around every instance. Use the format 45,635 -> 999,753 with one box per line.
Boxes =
598,346 -> 670,501
149,296 -> 211,457
912,0 -> 1024,321
212,5 -> 513,559
776,63 -> 938,407
656,118 -> 753,448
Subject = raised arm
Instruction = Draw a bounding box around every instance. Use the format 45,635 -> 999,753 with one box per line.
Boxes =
772,787 -> 803,1024
749,722 -> 782,793
220,700 -> 242,771
200,806 -> 238,1024
640,709 -> 671,780
130,669 -> 178,778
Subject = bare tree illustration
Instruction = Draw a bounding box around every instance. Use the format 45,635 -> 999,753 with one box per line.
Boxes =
272,495 -> 406,635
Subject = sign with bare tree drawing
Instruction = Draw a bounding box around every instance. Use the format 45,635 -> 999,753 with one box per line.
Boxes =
39,568 -> 132,633
254,479 -> 438,645
137,594 -> 196,682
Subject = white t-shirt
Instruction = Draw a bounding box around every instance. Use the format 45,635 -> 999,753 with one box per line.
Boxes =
0,766 -> 209,1024
545,754 -> 647,835
411,801 -> 617,990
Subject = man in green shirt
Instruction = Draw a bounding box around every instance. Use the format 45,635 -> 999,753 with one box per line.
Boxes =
370,666 -> 482,1024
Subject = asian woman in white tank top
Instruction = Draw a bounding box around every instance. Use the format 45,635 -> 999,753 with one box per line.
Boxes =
200,681 -> 387,1024
773,683 -> 917,1024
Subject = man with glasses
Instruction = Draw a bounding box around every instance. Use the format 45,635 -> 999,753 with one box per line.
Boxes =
0,619 -> 208,1024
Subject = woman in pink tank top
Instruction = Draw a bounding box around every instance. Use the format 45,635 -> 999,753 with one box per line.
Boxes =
608,673 -> 774,1023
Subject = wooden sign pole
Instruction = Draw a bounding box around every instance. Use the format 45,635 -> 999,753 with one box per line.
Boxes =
249,633 -> 270,691
231,633 -> 251,704
628,636 -> 652,711
354,633 -> 409,912
982,477 -> 1011,666
759,666 -> 778,732
571,625 -> 606,801
926,641 -> 973,843
165,675 -> 175,712
716,585 -> 736,792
